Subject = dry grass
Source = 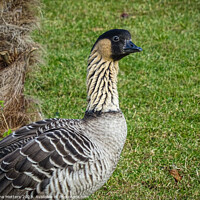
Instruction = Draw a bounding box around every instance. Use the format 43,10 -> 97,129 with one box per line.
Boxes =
0,0 -> 41,135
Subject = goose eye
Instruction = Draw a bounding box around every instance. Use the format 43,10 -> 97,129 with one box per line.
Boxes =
113,36 -> 119,42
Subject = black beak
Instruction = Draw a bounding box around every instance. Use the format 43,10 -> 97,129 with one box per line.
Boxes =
123,40 -> 142,53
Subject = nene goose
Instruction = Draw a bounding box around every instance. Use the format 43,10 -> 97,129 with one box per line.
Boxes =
0,29 -> 142,199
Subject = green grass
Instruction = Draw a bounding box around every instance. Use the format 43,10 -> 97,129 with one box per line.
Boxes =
26,0 -> 200,199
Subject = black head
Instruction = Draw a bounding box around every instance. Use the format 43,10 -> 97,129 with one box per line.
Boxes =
91,29 -> 142,61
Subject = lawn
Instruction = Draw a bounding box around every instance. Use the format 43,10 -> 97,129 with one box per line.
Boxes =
26,0 -> 200,199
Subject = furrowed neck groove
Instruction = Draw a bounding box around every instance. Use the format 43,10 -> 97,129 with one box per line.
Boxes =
86,52 -> 119,113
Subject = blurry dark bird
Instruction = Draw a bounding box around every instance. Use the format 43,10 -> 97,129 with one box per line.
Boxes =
0,29 -> 142,199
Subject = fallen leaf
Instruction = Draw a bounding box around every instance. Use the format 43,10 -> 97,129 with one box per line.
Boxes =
169,169 -> 182,182
120,12 -> 129,19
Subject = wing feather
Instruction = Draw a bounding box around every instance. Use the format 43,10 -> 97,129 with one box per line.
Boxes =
0,119 -> 94,197
0,118 -> 61,159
